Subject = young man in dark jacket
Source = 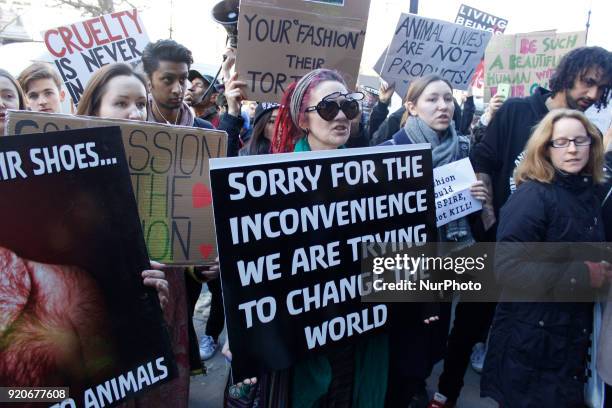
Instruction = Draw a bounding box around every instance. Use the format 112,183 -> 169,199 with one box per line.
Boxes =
141,40 -> 247,372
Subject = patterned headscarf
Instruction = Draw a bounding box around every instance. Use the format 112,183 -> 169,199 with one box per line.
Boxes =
272,69 -> 346,153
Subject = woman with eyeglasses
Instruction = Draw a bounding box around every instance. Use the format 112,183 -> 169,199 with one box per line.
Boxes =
268,68 -> 387,408
481,109 -> 611,408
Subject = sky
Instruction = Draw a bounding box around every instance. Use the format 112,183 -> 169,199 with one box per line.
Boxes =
10,0 -> 612,77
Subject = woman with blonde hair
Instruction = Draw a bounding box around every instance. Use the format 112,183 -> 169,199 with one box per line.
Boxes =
481,109 -> 610,408
0,69 -> 26,136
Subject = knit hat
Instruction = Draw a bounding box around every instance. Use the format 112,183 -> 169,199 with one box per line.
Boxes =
253,102 -> 280,127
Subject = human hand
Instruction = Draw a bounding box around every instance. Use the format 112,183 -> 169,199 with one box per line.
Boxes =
225,72 -> 248,117
142,260 -> 169,310
423,315 -> 440,324
378,80 -> 395,105
228,377 -> 258,400
201,257 -> 220,282
222,48 -> 237,82
470,180 -> 490,203
586,260 -> 612,288
488,93 -> 505,119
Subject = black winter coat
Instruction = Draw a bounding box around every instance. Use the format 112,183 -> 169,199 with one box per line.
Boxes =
481,174 -> 605,408
598,151 -> 612,240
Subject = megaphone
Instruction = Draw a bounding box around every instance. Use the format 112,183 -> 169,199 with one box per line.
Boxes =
212,0 -> 239,48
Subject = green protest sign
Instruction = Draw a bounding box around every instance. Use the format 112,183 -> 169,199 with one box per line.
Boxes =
484,30 -> 586,100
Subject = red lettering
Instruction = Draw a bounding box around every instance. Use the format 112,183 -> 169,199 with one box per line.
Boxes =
110,11 -> 130,37
44,29 -> 65,58
71,23 -> 93,49
58,26 -> 82,55
124,9 -> 143,34
86,18 -> 109,46
520,39 -> 537,54
99,15 -> 122,42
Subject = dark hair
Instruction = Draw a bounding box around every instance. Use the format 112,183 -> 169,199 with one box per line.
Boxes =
76,63 -> 147,116
400,74 -> 453,127
141,39 -> 193,77
17,63 -> 62,93
242,108 -> 278,155
549,46 -> 612,109
0,69 -> 26,109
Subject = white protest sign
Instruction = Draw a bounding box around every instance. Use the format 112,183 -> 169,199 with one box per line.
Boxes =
455,4 -> 508,35
375,13 -> 492,98
42,9 -> 149,104
433,157 -> 481,226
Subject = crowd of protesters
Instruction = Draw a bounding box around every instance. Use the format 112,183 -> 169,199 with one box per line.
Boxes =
2,29 -> 612,408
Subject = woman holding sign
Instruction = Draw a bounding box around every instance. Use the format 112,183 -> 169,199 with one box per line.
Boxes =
268,68 -> 388,407
76,63 -> 147,121
380,74 -> 490,408
75,62 -> 170,309
482,109 -> 609,408
0,69 -> 26,136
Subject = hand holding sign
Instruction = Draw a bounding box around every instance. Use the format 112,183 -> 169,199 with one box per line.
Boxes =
226,72 -> 248,117
469,180 -> 489,202
379,80 -> 395,104
376,13 -> 492,96
142,261 -> 170,311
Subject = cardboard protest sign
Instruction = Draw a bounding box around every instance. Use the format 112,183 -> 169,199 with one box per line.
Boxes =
236,0 -> 371,102
455,4 -> 508,34
375,13 -> 492,98
42,9 -> 149,104
210,145 -> 436,377
433,157 -> 481,227
0,127 -> 176,407
454,4 -> 508,89
484,30 -> 586,100
6,110 -> 226,265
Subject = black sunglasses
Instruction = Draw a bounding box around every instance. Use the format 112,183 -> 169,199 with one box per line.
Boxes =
305,92 -> 364,121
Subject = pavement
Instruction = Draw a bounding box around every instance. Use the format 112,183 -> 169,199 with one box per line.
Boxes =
188,285 -> 498,407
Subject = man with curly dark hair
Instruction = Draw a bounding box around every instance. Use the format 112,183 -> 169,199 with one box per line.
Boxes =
471,46 -> 612,230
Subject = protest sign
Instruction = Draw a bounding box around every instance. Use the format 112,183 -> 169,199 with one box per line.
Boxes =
484,30 -> 586,100
454,4 -> 508,89
236,0 -> 371,102
42,9 -> 149,104
433,157 -> 481,227
6,110 -> 226,264
0,127 -> 176,407
210,145 -> 436,377
374,13 -> 492,98
455,4 -> 508,34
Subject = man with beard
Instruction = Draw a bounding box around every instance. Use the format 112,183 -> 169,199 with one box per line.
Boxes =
186,70 -> 221,127
471,46 -> 612,230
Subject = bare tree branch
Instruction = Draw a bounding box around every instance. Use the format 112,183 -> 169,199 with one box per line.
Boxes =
0,13 -> 22,35
52,0 -> 115,16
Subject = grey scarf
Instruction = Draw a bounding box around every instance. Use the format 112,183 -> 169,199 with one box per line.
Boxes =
404,116 -> 474,247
